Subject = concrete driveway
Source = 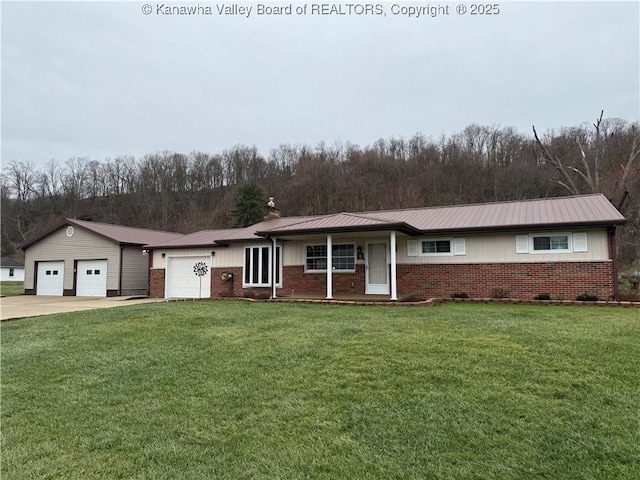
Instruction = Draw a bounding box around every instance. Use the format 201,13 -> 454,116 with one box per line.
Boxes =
0,295 -> 162,321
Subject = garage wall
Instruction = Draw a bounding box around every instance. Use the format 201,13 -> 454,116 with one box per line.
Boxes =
121,247 -> 150,295
24,227 -> 119,294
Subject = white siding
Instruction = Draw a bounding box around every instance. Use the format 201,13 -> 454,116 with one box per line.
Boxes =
149,229 -> 610,274
153,248 -> 226,269
24,227 -> 119,292
1,267 -> 25,281
398,229 -> 609,264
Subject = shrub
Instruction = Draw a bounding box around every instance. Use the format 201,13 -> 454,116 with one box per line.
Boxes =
491,287 -> 510,299
451,292 -> 469,299
534,293 -> 551,301
576,293 -> 599,302
617,292 -> 640,302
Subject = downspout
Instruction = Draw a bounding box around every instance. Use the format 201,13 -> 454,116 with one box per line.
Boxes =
609,226 -> 619,299
326,234 -> 333,299
390,231 -> 397,301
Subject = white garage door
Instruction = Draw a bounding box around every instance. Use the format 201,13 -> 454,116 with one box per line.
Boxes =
166,256 -> 210,299
37,261 -> 65,296
76,260 -> 108,297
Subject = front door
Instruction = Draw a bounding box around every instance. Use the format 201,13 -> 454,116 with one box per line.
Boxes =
366,242 -> 389,294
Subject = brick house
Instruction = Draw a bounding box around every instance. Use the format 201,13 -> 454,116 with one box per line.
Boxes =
146,194 -> 626,301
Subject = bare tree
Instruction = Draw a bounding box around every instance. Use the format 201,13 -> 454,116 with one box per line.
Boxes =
533,111 -> 640,210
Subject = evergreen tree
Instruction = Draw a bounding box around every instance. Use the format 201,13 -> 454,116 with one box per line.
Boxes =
232,183 -> 266,227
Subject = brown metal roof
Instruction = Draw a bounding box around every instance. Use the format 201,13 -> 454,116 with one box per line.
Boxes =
67,219 -> 184,245
213,216 -> 323,243
257,212 -> 420,236
145,229 -> 238,248
257,194 -> 625,236
21,219 -> 184,250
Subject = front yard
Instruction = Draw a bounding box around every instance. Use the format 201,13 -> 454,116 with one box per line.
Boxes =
0,281 -> 23,297
1,302 -> 638,479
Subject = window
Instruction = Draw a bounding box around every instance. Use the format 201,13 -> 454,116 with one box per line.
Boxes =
306,245 -> 327,271
517,233 -> 585,254
532,234 -> 570,253
305,243 -> 355,272
243,245 -> 281,287
422,240 -> 451,254
9,268 -> 14,277
86,270 -> 93,275
332,244 -> 355,270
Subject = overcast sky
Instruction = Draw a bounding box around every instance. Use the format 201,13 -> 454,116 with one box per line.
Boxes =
2,1 -> 639,167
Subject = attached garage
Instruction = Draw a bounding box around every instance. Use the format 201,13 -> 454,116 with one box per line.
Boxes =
76,260 -> 108,297
166,256 -> 211,299
36,261 -> 65,296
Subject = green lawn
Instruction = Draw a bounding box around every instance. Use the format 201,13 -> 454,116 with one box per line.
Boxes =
0,281 -> 23,297
2,302 -> 638,479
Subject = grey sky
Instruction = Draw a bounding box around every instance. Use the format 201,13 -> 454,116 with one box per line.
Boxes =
2,1 -> 639,167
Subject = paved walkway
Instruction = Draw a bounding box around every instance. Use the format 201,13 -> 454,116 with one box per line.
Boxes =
0,296 -> 162,321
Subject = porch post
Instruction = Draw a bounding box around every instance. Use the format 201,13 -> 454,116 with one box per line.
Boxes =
390,230 -> 397,301
271,236 -> 277,299
326,234 -> 333,299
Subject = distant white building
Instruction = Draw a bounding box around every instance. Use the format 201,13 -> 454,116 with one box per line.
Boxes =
1,257 -> 25,282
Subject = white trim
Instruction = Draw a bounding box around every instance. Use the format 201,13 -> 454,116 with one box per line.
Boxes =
452,238 -> 466,256
304,242 -> 356,273
365,241 -> 390,295
242,244 -> 282,288
407,239 -> 419,257
529,233 -> 572,254
515,235 -> 529,254
419,238 -> 454,256
271,237 -> 278,299
390,231 -> 397,301
326,235 -> 333,299
573,232 -> 588,253
164,254 -> 213,299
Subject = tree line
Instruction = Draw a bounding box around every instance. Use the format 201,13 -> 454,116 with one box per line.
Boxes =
2,116 -> 639,267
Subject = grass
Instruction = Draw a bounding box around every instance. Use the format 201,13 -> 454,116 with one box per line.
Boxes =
2,302 -> 639,479
0,281 -> 23,297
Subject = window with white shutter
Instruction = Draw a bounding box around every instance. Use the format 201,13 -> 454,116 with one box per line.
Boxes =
573,232 -> 588,252
515,235 -> 529,254
407,240 -> 419,257
453,238 -> 466,256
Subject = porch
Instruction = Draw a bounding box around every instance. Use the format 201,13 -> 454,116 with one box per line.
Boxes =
265,293 -> 433,306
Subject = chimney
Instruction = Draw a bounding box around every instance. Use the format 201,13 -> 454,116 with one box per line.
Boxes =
264,196 -> 281,220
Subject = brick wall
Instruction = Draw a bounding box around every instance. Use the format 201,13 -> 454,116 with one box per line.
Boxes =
158,261 -> 615,301
149,269 -> 165,298
281,265 -> 365,296
396,262 -> 614,300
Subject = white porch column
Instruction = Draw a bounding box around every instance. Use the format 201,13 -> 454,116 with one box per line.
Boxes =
390,230 -> 398,301
271,237 -> 277,299
326,234 -> 333,299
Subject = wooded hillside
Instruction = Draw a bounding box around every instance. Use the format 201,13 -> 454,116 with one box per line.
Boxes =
2,116 -> 639,267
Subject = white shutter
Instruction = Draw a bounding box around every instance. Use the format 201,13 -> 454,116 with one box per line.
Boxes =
407,239 -> 419,257
453,238 -> 466,256
573,232 -> 588,252
515,235 -> 529,254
